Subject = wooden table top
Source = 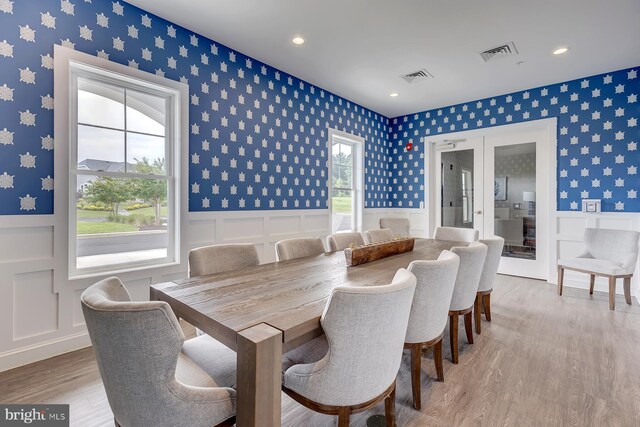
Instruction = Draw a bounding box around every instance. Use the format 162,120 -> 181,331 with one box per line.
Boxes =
151,238 -> 466,351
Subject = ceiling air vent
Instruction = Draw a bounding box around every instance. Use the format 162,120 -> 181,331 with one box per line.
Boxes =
400,68 -> 434,84
479,42 -> 518,62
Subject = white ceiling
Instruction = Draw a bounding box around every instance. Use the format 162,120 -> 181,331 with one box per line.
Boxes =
125,0 -> 640,118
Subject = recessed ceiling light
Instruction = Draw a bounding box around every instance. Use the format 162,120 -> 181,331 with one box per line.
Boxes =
553,47 -> 569,55
390,92 -> 399,97
292,37 -> 305,45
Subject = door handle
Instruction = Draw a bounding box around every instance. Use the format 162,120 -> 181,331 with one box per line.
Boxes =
475,210 -> 482,214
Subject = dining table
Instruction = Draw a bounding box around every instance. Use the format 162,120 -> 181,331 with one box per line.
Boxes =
150,238 -> 466,427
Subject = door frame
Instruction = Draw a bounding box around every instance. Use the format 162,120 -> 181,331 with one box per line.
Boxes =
424,118 -> 557,281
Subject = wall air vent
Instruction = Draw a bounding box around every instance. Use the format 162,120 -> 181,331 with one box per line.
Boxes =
479,42 -> 519,62
400,68 -> 434,84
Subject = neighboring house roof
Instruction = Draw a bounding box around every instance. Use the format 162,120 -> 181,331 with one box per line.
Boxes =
78,159 -> 137,172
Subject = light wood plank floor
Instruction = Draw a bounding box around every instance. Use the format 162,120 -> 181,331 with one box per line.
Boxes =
1,275 -> 639,426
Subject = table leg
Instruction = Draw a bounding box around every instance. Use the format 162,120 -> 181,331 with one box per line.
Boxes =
237,323 -> 283,427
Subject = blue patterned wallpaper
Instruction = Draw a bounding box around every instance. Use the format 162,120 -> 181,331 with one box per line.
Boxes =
389,67 -> 640,212
0,0 -> 391,214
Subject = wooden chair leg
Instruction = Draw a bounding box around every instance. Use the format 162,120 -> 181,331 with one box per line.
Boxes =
114,418 -> 121,427
483,293 -> 491,322
338,407 -> 350,427
449,313 -> 459,364
434,338 -> 444,382
385,382 -> 396,427
464,311 -> 474,344
608,276 -> 616,311
410,344 -> 422,410
623,277 -> 632,305
474,294 -> 482,335
589,274 -> 596,295
558,266 -> 564,295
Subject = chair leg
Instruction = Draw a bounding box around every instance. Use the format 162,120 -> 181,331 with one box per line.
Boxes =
114,418 -> 121,427
433,338 -> 444,382
623,277 -> 632,305
338,407 -> 350,427
385,382 -> 396,427
558,266 -> 564,295
474,294 -> 482,335
464,311 -> 474,344
410,344 -> 422,410
589,275 -> 596,295
608,276 -> 616,311
449,313 -> 459,364
483,293 -> 491,322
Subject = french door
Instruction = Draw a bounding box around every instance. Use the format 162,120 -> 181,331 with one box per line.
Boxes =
434,127 -> 550,279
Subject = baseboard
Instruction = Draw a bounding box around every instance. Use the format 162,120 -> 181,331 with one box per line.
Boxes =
0,332 -> 91,373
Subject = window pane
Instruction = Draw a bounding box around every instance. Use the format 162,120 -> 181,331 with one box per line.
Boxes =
126,90 -> 166,136
441,150 -> 474,229
77,125 -> 125,170
127,133 -> 166,174
77,78 -> 125,129
76,174 -> 169,269
332,189 -> 353,233
331,164 -> 341,187
340,166 -> 352,188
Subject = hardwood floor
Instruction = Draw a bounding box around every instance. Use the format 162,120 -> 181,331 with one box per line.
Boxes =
1,275 -> 639,426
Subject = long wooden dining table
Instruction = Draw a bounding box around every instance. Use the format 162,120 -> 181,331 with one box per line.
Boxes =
150,238 -> 466,427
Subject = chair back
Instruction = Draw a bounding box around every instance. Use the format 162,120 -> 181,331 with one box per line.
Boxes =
450,242 -> 487,310
327,232 -> 365,251
188,243 -> 260,277
583,228 -> 640,272
380,218 -> 410,237
477,237 -> 505,292
433,226 -> 479,243
406,250 -> 460,344
276,237 -> 325,261
363,228 -> 394,244
81,278 -> 184,426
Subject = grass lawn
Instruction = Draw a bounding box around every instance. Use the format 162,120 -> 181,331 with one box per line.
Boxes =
332,196 -> 352,213
77,222 -> 138,234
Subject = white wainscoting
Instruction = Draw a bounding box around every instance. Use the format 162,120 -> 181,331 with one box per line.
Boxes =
363,208 -> 428,238
550,211 -> 640,300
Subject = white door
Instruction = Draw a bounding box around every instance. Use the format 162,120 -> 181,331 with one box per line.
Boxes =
433,126 -> 551,280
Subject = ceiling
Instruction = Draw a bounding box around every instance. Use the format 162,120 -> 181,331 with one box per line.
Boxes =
124,0 -> 640,118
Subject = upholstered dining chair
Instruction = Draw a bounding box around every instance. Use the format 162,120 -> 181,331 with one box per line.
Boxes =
380,217 -> 411,237
81,277 -> 236,427
188,243 -> 260,277
275,237 -> 325,261
433,226 -> 479,243
475,237 -> 505,334
363,228 -> 394,244
281,269 -> 417,427
404,250 -> 460,410
327,232 -> 365,251
448,242 -> 487,363
558,228 -> 640,310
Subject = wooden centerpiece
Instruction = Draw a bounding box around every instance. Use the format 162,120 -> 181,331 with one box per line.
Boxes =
344,238 -> 415,266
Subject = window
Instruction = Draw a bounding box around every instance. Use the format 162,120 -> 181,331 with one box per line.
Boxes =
329,130 -> 363,234
55,46 -> 188,279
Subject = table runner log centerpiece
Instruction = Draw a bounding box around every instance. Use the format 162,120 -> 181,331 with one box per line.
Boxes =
344,237 -> 415,266
150,238 -> 467,427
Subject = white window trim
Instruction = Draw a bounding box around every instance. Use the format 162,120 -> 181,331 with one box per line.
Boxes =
54,45 -> 189,281
327,128 -> 364,233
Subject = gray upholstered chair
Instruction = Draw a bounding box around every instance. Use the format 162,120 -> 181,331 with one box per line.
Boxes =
475,237 -> 505,334
363,228 -> 394,244
275,237 -> 325,261
188,243 -> 260,277
448,242 -> 487,363
81,277 -> 236,427
281,269 -> 416,426
404,250 -> 460,410
433,226 -> 479,243
380,217 -> 411,237
558,228 -> 640,310
327,232 -> 365,252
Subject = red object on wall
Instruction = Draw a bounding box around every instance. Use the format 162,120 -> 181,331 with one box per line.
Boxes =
405,142 -> 413,151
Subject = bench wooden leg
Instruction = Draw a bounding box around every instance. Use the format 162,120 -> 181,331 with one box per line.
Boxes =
589,275 -> 595,295
558,266 -> 564,296
623,277 -> 632,305
608,276 -> 616,311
